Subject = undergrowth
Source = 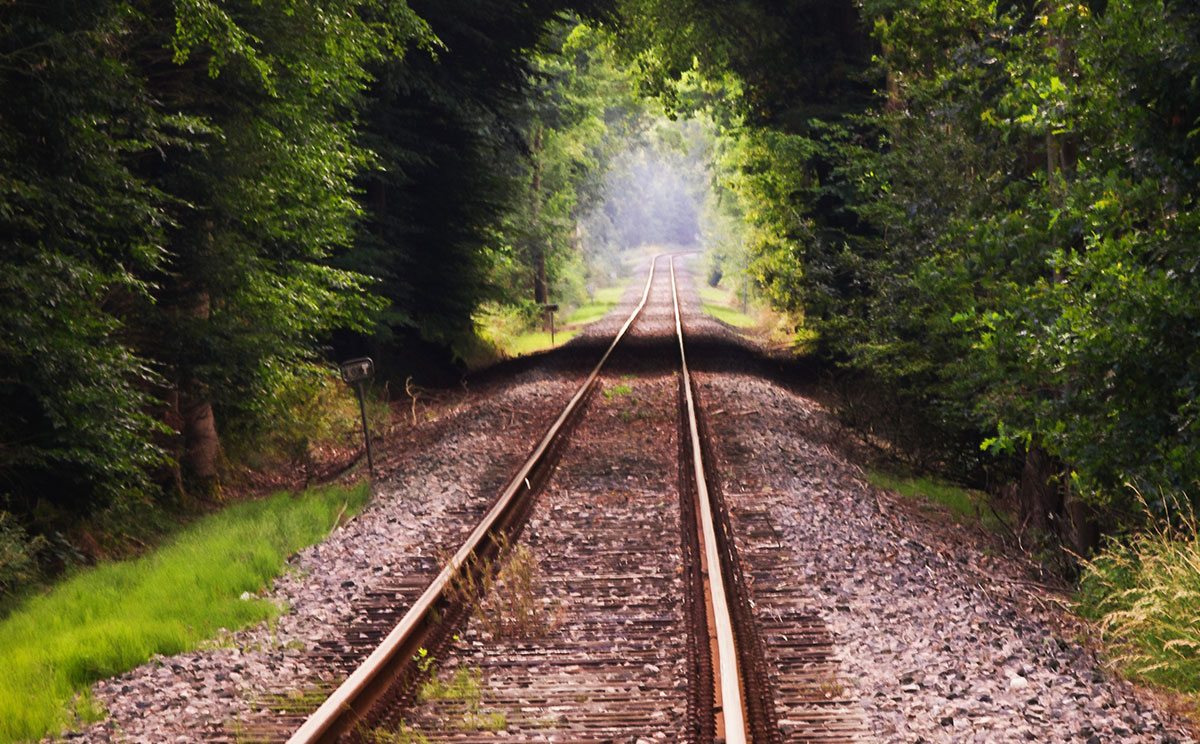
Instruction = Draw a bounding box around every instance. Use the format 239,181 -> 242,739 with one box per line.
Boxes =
466,284 -> 628,363
1077,500 -> 1200,705
0,482 -> 370,744
223,363 -> 387,476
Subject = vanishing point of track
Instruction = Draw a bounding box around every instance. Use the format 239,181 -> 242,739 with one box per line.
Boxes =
281,254 -> 865,744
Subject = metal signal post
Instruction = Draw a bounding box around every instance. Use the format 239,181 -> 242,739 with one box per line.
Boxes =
339,357 -> 376,477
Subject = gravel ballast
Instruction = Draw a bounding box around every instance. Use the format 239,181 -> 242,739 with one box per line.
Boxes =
696,372 -> 1195,743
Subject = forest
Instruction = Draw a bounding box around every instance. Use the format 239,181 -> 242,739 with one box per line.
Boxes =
2,0 -> 1199,689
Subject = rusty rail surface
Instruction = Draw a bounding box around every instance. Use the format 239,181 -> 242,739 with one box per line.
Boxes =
287,258 -> 663,744
669,255 -> 750,742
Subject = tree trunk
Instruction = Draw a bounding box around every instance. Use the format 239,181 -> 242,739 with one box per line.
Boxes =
534,239 -> 548,306
180,390 -> 220,486
175,290 -> 222,499
1018,445 -> 1061,533
530,126 -> 548,306
1063,487 -> 1100,554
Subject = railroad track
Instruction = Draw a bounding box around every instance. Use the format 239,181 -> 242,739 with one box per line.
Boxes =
272,254 -> 864,744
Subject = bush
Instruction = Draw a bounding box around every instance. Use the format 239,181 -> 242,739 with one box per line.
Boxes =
463,301 -> 542,365
0,512 -> 46,599
223,364 -> 384,473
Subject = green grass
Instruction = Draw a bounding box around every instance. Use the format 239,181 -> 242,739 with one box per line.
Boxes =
416,665 -> 507,732
505,282 -> 629,356
418,665 -> 481,702
697,285 -> 730,305
603,383 -> 633,401
564,283 -> 628,326
698,283 -> 756,329
703,302 -> 757,328
867,470 -> 1008,533
1077,509 -> 1200,702
506,329 -> 580,355
0,482 -> 371,744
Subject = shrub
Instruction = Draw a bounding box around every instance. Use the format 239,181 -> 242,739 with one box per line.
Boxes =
223,364 -> 384,473
0,512 -> 45,599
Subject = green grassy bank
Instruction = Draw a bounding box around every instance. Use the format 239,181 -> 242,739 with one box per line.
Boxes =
698,285 -> 757,329
0,482 -> 370,743
505,284 -> 628,356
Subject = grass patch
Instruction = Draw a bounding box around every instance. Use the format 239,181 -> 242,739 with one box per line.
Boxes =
418,665 -> 481,702
697,284 -> 731,305
0,482 -> 370,744
417,665 -> 507,732
867,470 -> 1008,533
702,302 -> 757,329
699,281 -> 756,328
507,282 -> 630,355
506,329 -> 580,355
565,283 -> 628,326
1077,508 -> 1200,703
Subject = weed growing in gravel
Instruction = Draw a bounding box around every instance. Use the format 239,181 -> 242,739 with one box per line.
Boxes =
416,665 -> 506,732
603,383 -> 633,401
458,711 -> 507,731
417,665 -> 480,701
798,678 -> 846,699
446,535 -> 562,639
1078,500 -> 1200,700
0,483 -> 370,744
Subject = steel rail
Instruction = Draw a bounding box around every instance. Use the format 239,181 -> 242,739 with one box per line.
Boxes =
670,255 -> 749,743
287,256 -> 663,744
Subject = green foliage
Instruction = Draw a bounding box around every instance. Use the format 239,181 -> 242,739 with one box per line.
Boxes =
0,0 -> 172,522
611,0 -> 877,123
0,0 -> 425,552
0,513 -> 46,599
839,0 -> 1200,515
1077,501 -> 1200,697
0,482 -> 370,743
222,364 -> 387,473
